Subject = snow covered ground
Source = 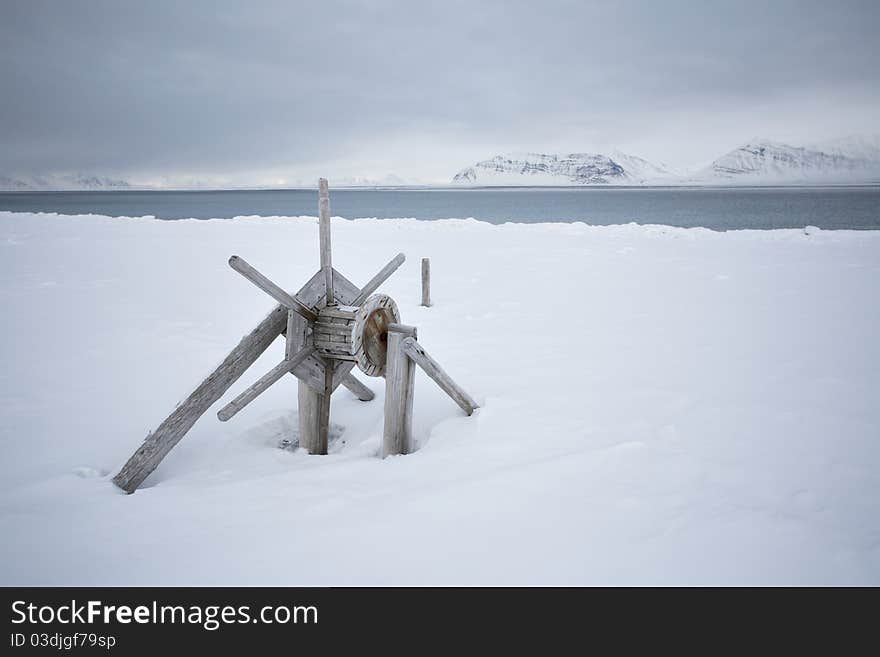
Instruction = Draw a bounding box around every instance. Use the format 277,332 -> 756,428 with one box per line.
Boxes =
1,211 -> 878,585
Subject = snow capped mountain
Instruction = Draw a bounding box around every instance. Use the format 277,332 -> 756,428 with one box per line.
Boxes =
608,150 -> 679,182
0,173 -> 131,191
811,134 -> 880,165
691,139 -> 880,184
453,138 -> 880,186
452,151 -> 671,186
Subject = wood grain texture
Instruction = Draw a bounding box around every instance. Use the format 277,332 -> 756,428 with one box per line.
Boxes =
340,373 -> 375,401
113,303 -> 288,493
313,306 -> 356,358
297,379 -> 321,454
316,359 -> 334,454
402,338 -> 478,416
284,309 -> 298,360
351,294 -> 400,377
319,178 -> 334,305
383,324 -> 417,457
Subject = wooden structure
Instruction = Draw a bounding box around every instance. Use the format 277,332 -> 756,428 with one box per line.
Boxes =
113,179 -> 477,493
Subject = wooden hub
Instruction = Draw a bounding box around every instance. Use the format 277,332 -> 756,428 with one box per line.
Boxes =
312,294 -> 400,377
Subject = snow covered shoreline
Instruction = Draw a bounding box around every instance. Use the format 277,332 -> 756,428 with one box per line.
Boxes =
1,211 -> 878,585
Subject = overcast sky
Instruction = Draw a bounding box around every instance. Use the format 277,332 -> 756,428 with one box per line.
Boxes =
1,0 -> 878,185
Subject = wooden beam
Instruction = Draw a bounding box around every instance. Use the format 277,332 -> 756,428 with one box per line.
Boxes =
228,255 -> 318,322
316,359 -> 334,454
297,380 -> 321,453
383,324 -> 417,456
352,253 -> 406,306
402,337 -> 478,416
341,373 -> 374,401
319,178 -> 334,305
113,304 -> 288,493
421,257 -> 432,307
284,309 -> 298,359
217,347 -> 314,421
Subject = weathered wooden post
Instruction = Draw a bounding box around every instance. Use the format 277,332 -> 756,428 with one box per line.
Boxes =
319,178 -> 334,306
383,323 -> 417,456
298,178 -> 336,454
421,257 -> 432,307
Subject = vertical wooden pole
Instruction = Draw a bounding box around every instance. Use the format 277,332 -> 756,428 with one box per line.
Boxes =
421,257 -> 432,307
318,178 -> 334,305
383,323 -> 417,457
316,360 -> 334,454
297,380 -> 321,454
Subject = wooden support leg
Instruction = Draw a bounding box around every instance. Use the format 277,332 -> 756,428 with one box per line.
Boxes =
113,304 -> 288,493
341,373 -> 375,401
401,338 -> 478,416
297,379 -> 321,454
383,324 -> 417,457
317,360 -> 334,454
298,360 -> 335,455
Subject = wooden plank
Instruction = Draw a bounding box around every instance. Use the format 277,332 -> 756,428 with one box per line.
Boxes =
229,255 -> 318,322
353,253 -> 406,306
402,338 -> 478,416
284,309 -> 298,359
341,373 -> 375,401
315,351 -> 357,362
315,328 -> 345,338
113,303 -> 288,493
314,322 -> 353,336
318,306 -> 358,319
216,347 -> 314,421
421,257 -> 432,307
383,324 -> 417,456
319,178 -> 334,305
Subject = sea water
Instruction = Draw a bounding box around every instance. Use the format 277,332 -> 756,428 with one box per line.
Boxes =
1,186 -> 878,230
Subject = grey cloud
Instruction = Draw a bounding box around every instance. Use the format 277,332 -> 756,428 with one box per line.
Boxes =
1,0 -> 878,182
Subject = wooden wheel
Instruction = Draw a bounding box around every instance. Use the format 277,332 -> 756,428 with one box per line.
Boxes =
352,294 -> 400,377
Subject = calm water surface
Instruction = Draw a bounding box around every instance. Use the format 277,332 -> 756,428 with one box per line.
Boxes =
1,186 -> 878,230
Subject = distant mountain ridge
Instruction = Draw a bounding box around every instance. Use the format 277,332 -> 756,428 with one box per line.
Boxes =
690,138 -> 880,183
453,136 -> 880,186
0,173 -> 131,191
3,136 -> 878,190
452,151 -> 675,186
0,173 -> 418,191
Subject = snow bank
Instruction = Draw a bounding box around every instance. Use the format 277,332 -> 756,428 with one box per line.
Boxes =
1,211 -> 878,584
